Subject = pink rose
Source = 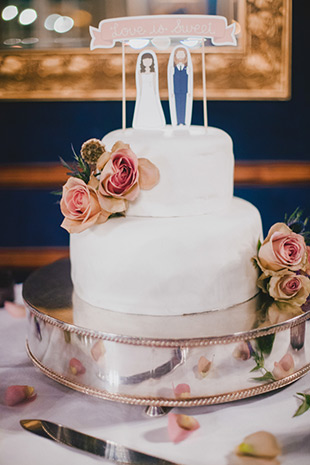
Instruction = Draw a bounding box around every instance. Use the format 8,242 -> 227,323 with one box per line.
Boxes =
268,272 -> 310,306
258,223 -> 307,273
98,141 -> 160,214
99,148 -> 140,200
60,177 -> 109,233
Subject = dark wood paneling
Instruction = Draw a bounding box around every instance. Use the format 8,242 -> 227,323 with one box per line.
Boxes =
0,247 -> 68,268
1,161 -> 310,189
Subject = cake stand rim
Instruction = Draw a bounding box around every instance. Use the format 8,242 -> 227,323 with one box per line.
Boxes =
25,340 -> 310,407
24,297 -> 310,348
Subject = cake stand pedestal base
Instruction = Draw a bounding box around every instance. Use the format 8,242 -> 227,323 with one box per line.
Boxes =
23,259 -> 310,409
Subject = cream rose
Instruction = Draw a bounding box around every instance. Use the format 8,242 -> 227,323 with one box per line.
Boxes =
268,272 -> 310,306
60,177 -> 109,233
257,223 -> 307,273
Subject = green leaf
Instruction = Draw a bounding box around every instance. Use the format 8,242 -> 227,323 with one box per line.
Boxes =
252,350 -> 264,367
252,371 -> 275,382
250,365 -> 262,372
293,393 -> 310,417
59,156 -> 74,172
257,238 -> 262,253
109,212 -> 126,219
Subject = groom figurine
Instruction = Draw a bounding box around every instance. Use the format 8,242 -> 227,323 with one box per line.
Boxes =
173,47 -> 188,125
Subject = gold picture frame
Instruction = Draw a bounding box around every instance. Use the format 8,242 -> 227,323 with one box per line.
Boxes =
0,0 -> 291,101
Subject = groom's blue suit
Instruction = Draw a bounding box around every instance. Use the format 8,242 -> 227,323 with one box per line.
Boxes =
173,66 -> 188,125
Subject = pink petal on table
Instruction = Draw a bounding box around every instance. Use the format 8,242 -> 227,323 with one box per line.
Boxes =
168,413 -> 200,443
69,358 -> 86,375
5,385 -> 36,406
4,301 -> 26,319
173,383 -> 191,399
235,431 -> 282,459
91,340 -> 106,361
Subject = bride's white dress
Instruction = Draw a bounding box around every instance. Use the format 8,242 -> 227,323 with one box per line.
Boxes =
133,73 -> 166,129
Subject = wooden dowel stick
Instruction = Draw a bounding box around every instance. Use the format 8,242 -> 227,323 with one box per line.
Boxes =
201,39 -> 208,128
122,41 -> 126,130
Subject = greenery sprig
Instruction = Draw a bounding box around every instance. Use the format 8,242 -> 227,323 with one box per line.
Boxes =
250,349 -> 276,383
285,207 -> 310,245
60,144 -> 91,185
250,334 -> 276,383
293,392 -> 310,417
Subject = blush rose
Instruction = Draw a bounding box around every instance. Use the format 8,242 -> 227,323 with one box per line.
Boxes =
60,177 -> 109,233
98,141 -> 160,214
257,223 -> 307,273
268,272 -> 310,306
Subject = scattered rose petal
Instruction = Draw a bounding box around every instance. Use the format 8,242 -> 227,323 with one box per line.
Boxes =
236,431 -> 281,459
272,353 -> 295,380
69,358 -> 86,375
5,385 -> 36,406
229,453 -> 280,465
198,356 -> 212,377
4,301 -> 26,319
168,413 -> 200,443
233,342 -> 251,361
173,383 -> 191,399
91,340 -> 105,361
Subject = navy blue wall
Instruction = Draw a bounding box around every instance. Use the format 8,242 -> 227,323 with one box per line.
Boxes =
0,0 -> 309,248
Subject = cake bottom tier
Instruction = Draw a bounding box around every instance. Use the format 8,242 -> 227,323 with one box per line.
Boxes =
70,197 -> 262,316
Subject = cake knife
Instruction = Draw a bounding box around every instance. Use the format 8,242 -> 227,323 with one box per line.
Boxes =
20,419 -> 179,465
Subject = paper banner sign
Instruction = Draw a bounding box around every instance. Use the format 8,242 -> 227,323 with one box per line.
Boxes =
90,15 -> 237,50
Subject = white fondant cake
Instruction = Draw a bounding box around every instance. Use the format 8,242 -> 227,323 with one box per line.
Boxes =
70,125 -> 263,316
102,126 -> 234,217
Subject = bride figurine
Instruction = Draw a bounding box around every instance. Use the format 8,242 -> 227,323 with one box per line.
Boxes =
168,46 -> 193,127
133,50 -> 166,130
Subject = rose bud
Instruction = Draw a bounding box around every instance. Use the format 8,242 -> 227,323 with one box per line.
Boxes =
272,353 -> 294,380
173,383 -> 191,399
69,358 -> 86,375
233,342 -> 251,361
168,413 -> 200,443
198,356 -> 212,377
4,301 -> 26,319
91,340 -> 105,361
5,385 -> 36,406
236,431 -> 281,459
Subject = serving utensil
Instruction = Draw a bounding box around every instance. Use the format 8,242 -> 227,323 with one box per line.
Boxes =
20,419 -> 179,465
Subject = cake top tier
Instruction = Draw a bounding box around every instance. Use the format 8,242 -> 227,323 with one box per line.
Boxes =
102,126 -> 234,218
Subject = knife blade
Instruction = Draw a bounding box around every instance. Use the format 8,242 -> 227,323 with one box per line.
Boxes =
20,419 -> 179,465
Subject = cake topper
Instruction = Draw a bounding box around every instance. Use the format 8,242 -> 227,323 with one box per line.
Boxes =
168,46 -> 193,127
89,15 -> 237,129
133,49 -> 165,130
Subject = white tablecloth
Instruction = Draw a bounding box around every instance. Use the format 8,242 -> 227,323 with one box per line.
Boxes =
1,286 -> 310,465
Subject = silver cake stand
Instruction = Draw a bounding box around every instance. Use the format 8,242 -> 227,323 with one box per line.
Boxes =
23,259 -> 310,416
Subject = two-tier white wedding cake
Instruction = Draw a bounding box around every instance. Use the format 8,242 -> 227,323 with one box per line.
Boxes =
70,125 -> 262,316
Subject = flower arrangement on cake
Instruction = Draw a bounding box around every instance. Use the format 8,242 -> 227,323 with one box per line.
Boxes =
253,208 -> 310,311
60,139 -> 160,233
